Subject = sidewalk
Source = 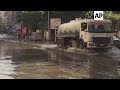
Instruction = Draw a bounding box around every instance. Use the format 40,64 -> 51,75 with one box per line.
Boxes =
22,40 -> 57,48
4,38 -> 57,49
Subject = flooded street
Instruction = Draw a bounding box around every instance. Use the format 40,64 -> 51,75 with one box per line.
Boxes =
0,40 -> 120,79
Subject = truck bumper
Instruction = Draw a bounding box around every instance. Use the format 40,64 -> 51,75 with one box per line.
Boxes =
86,42 -> 113,49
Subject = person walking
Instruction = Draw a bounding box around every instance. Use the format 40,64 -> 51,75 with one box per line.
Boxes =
22,27 -> 28,42
18,29 -> 21,41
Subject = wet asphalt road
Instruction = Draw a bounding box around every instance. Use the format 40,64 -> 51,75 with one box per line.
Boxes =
0,40 -> 120,79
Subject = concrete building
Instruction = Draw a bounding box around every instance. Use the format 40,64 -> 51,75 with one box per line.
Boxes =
0,11 -> 17,33
4,11 -> 17,27
0,11 -> 6,31
0,11 -> 17,28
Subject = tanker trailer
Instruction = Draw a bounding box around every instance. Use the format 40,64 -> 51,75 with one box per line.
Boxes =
56,18 -> 114,49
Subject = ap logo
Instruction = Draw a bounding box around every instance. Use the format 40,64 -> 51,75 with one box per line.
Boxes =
94,11 -> 103,20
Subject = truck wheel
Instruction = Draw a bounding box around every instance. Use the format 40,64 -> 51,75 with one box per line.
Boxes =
64,38 -> 69,49
78,41 -> 84,49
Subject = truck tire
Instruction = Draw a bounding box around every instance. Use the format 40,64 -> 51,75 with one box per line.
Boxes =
78,41 -> 84,49
64,38 -> 69,49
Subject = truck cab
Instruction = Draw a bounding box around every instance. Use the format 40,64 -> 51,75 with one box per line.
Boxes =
79,19 -> 114,49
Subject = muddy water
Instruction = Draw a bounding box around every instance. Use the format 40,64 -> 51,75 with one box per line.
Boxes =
0,40 -> 120,79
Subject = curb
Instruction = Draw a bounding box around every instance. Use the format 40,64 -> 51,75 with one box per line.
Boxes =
4,39 -> 42,48
3,39 -> 56,48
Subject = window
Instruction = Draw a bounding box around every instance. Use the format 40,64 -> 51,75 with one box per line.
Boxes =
81,23 -> 87,31
97,25 -> 104,30
89,23 -> 113,33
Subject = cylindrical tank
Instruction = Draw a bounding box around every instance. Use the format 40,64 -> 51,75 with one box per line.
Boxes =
57,20 -> 81,35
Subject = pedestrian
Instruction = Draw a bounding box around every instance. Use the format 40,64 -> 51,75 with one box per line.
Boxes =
22,27 -> 28,42
18,29 -> 21,41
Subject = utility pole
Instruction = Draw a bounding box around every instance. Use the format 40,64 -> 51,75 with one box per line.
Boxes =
48,11 -> 50,41
48,11 -> 49,31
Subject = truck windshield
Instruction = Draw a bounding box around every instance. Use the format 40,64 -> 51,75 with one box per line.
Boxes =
88,23 -> 114,33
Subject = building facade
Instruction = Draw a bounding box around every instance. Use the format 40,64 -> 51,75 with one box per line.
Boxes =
4,11 -> 17,27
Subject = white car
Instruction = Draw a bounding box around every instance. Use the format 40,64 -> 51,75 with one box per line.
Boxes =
113,36 -> 120,48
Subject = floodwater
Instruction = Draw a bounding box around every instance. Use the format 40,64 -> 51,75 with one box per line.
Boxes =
0,40 -> 120,79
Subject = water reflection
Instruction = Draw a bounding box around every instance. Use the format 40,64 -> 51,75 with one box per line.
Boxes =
0,41 -> 50,79
47,48 -> 119,79
0,42 -> 16,79
88,53 -> 118,79
0,41 -> 120,79
12,49 -> 49,63
0,42 -> 20,78
47,49 -> 90,79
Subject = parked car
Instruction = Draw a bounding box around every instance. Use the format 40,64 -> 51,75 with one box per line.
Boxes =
113,36 -> 120,48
